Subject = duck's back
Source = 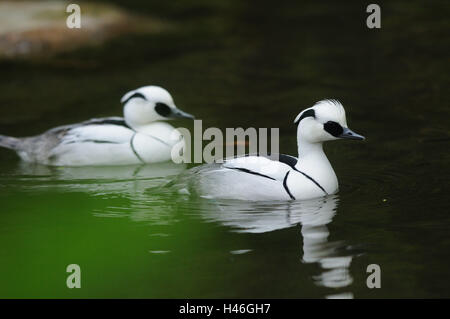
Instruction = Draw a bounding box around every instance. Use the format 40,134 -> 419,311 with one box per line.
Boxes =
13,117 -> 136,165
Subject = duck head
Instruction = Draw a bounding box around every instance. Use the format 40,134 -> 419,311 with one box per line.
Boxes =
121,86 -> 194,128
294,99 -> 365,144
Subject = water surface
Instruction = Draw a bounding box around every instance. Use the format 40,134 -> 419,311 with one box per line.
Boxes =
0,0 -> 449,298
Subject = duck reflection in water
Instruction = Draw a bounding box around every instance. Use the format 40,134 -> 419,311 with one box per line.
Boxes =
198,195 -> 353,297
9,161 -> 186,194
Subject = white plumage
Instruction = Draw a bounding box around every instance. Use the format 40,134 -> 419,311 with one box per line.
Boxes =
0,86 -> 194,166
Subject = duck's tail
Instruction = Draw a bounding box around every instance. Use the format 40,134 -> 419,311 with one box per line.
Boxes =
0,134 -> 21,150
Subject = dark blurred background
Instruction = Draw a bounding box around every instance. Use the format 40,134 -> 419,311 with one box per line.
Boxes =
1,0 -> 448,146
0,0 -> 449,298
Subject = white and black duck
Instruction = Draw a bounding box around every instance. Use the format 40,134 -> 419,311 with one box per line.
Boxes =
174,99 -> 364,201
0,86 -> 194,166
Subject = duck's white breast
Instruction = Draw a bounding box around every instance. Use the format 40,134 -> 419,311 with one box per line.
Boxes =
286,171 -> 331,200
133,122 -> 186,163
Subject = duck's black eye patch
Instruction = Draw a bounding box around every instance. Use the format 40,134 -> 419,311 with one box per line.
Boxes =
122,92 -> 146,105
324,121 -> 344,137
295,109 -> 315,125
155,103 -> 172,117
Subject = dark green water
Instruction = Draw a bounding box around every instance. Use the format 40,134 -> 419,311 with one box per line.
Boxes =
0,1 -> 449,298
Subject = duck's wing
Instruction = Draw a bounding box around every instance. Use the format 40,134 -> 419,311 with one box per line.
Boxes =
221,154 -> 297,181
50,117 -> 133,145
46,117 -> 129,136
10,117 -> 133,164
77,117 -> 130,129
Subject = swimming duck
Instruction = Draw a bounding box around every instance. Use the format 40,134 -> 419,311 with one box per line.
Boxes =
0,86 -> 194,166
179,99 -> 364,201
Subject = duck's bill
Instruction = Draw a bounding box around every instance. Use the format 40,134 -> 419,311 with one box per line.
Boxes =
339,127 -> 365,140
170,108 -> 195,120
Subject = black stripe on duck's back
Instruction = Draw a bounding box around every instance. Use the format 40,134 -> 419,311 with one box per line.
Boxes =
45,117 -> 133,140
64,139 -> 121,145
276,154 -> 298,168
226,167 -> 276,180
232,153 -> 298,167
81,117 -> 131,129
255,153 -> 298,168
221,153 -> 298,181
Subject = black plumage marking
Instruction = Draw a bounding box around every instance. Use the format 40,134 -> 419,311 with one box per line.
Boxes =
324,121 -> 344,137
225,153 -> 328,197
66,117 -> 171,149
84,118 -> 131,129
294,169 -> 328,195
130,133 -> 145,163
239,153 -> 298,167
278,154 -> 298,168
227,167 -> 276,180
67,139 -> 120,144
295,109 -> 315,124
283,171 -> 296,200
155,103 -> 172,117
121,92 -> 147,105
277,154 -> 327,196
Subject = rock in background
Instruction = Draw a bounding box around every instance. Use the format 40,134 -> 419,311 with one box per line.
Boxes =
0,0 -> 168,58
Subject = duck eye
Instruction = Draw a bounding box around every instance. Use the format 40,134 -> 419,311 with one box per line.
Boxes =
324,121 -> 344,137
155,102 -> 172,117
